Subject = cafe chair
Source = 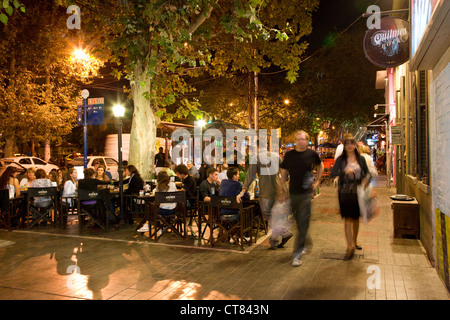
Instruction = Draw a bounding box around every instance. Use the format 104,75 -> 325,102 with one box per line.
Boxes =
60,196 -> 77,229
26,187 -> 58,229
209,195 -> 254,250
196,191 -> 213,242
184,188 -> 202,238
251,204 -> 268,243
148,191 -> 187,241
0,189 -> 21,230
77,189 -> 109,232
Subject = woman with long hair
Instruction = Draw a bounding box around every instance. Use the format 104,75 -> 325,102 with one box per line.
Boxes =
0,166 -> 20,199
137,171 -> 177,233
19,168 -> 36,188
95,164 -> 110,189
95,164 -> 109,181
330,135 -> 370,260
62,168 -> 78,206
122,165 -> 144,195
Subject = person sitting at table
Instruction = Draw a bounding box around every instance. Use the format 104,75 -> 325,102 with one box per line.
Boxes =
158,161 -> 176,178
57,168 -> 67,191
113,165 -> 144,225
137,171 -> 177,233
48,170 -> 58,187
175,164 -> 197,206
78,168 -> 110,223
219,167 -> 250,223
19,168 -> 36,188
199,167 -> 220,202
120,165 -> 144,196
30,169 -> 53,208
217,162 -> 228,182
0,166 -> 22,227
95,164 -> 111,189
186,160 -> 200,180
61,168 -> 78,207
93,160 -> 112,181
0,166 -> 20,199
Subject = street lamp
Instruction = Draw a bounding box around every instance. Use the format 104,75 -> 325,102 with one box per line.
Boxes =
113,103 -> 125,224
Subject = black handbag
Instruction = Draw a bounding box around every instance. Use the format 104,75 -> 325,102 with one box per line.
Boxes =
339,173 -> 357,194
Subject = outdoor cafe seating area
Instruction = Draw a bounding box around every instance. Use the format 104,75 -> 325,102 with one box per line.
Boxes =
0,184 -> 268,251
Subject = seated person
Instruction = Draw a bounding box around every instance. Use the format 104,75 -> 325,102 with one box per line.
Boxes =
199,167 -> 220,202
61,168 -> 78,207
20,168 -> 36,188
121,165 -> 144,196
217,163 -> 228,182
186,160 -> 200,179
137,171 -> 177,233
158,161 -> 176,177
113,165 -> 144,224
78,168 -> 110,219
219,167 -> 250,223
175,164 -> 197,205
30,169 -> 53,208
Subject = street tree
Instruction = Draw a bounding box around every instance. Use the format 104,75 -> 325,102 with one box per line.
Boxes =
58,0 -> 318,179
0,0 -> 97,158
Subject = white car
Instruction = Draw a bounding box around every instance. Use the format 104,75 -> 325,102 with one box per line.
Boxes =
69,156 -> 119,180
1,156 -> 59,174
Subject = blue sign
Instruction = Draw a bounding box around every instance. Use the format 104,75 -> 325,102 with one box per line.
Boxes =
77,97 -> 104,126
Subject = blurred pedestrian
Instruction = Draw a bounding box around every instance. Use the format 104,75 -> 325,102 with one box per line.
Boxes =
280,130 -> 323,267
268,170 -> 293,250
238,151 -> 291,248
330,135 -> 370,260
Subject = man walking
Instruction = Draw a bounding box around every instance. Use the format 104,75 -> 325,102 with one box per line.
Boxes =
237,151 -> 293,249
280,130 -> 324,267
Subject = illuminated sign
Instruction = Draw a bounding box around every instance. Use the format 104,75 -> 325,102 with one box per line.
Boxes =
363,17 -> 410,68
411,0 -> 439,58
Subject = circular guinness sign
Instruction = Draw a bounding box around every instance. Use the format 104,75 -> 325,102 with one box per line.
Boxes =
364,17 -> 410,68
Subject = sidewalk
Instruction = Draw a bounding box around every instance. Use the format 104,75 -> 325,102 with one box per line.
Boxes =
0,175 -> 449,300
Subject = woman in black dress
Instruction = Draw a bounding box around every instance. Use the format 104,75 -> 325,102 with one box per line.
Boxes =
331,135 -> 370,259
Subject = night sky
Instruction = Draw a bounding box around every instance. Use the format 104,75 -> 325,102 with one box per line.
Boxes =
306,0 -> 396,53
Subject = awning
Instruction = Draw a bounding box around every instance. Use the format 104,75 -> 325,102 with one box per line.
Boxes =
367,114 -> 389,130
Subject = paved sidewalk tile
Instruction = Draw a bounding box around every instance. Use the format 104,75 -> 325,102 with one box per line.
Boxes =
0,176 -> 449,301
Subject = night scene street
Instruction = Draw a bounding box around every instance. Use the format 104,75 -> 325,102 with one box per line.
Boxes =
0,0 -> 449,310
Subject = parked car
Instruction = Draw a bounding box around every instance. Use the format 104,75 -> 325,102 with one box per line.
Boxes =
0,160 -> 27,181
68,156 -> 119,180
0,156 -> 58,174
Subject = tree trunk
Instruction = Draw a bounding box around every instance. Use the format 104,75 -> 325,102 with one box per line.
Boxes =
128,63 -> 160,180
4,136 -> 16,157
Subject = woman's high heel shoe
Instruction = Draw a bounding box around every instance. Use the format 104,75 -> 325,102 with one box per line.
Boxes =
344,247 -> 355,260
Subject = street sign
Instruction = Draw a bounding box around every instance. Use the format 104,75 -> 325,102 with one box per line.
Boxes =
391,124 -> 402,145
77,97 -> 104,125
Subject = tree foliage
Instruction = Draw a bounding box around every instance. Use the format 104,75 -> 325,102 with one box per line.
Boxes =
0,0 -> 91,155
0,0 -> 25,25
55,0 -> 319,178
292,22 -> 385,140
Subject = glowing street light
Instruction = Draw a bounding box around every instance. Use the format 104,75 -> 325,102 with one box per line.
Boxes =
197,119 -> 206,128
69,47 -> 103,79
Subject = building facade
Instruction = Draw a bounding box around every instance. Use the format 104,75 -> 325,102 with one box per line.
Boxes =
388,0 -> 450,290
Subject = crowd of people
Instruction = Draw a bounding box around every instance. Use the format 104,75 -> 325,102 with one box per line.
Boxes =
1,130 -> 380,266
